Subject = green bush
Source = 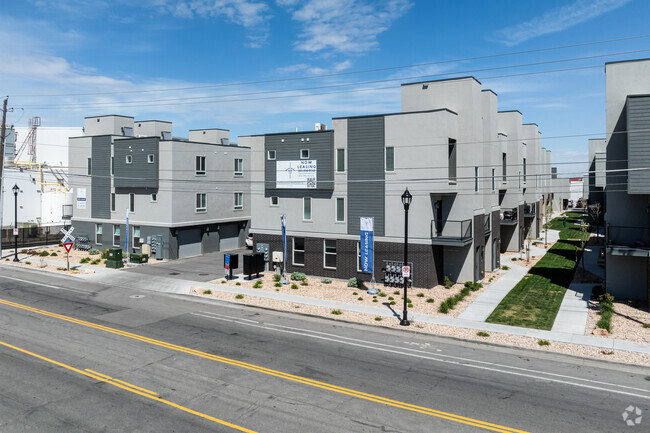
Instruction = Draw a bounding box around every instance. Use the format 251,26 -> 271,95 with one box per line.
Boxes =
100,251 -> 106,259
393,290 -> 400,295
464,281 -> 483,291
274,282 -> 282,287
390,301 -> 396,305
331,309 -> 342,315
235,282 -> 241,286
39,251 -> 50,257
511,257 -> 518,261
235,294 -> 244,299
347,277 -> 360,288
416,293 -> 424,298
300,280 -> 308,286
25,261 -> 31,265
538,340 -> 550,346
79,257 -> 90,264
642,323 -> 650,329
373,299 -> 379,303
388,297 -> 394,301
291,283 -> 299,290
290,272 -> 307,281
426,298 -> 434,303
501,265 -> 509,270
460,287 -> 470,296
357,297 -> 363,301
50,252 -> 58,257
273,274 -> 282,282
90,259 -> 101,265
203,289 -> 212,295
477,331 -> 490,337
379,291 -> 387,297
407,303 -> 413,308
352,292 -> 358,295
444,275 -> 454,289
321,278 -> 332,284
56,266 -> 67,271
88,249 -> 101,255
438,302 -> 450,314
252,280 -> 262,288
374,317 -> 382,321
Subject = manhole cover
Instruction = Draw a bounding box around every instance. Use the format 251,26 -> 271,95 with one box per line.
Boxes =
129,294 -> 145,299
169,272 -> 180,275
198,273 -> 209,276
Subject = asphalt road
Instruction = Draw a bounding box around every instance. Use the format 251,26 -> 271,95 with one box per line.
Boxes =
0,265 -> 648,432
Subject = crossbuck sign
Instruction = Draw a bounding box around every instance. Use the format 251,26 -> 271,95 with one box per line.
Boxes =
60,227 -> 75,244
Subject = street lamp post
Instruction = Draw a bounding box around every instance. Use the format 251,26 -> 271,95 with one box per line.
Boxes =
400,188 -> 412,326
12,184 -> 19,262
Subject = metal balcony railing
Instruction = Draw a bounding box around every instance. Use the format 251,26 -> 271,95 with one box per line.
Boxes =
524,203 -> 535,217
607,225 -> 650,250
431,219 -> 473,246
500,208 -> 518,225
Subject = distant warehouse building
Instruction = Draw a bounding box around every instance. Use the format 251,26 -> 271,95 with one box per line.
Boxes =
68,115 -> 250,259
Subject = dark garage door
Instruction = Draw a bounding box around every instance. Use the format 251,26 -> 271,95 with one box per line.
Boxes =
220,223 -> 239,251
178,228 -> 202,258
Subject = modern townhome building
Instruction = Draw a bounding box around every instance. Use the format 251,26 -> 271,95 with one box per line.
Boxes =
240,76 -> 551,287
586,137 -> 606,207
603,58 -> 650,306
68,115 -> 250,259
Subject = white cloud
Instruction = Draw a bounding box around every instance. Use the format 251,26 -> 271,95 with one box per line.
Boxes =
493,0 -> 631,46
280,0 -> 412,54
275,60 -> 352,75
152,0 -> 271,27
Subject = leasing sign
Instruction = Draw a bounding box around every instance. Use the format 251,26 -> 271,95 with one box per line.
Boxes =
276,160 -> 317,189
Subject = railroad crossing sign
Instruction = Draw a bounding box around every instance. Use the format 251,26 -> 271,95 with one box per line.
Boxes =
60,227 -> 75,243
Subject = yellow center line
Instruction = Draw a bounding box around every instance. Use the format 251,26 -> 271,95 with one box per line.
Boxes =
85,369 -> 159,396
0,340 -> 256,433
0,297 -> 529,433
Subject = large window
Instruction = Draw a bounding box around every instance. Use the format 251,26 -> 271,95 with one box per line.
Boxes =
113,225 -> 121,247
195,156 -> 206,175
234,192 -> 243,210
336,148 -> 345,172
336,197 -> 345,222
385,147 -> 395,172
129,193 -> 135,213
448,139 -> 457,182
324,239 -> 337,269
111,193 -> 116,212
95,224 -> 102,245
196,193 -> 207,213
133,226 -> 141,249
234,158 -> 243,176
293,237 -> 305,266
303,197 -> 312,221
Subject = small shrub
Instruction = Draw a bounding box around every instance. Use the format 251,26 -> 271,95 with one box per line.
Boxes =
331,309 -> 342,315
407,303 -> 413,308
438,302 -> 450,314
357,297 -> 363,301
275,288 -> 279,292
347,277 -> 359,288
57,267 -> 67,271
538,340 -> 550,346
4,258 -> 8,261
321,278 -> 332,284
443,275 -> 454,289
300,281 -> 308,286
352,292 -> 358,295
390,301 -> 396,305
374,317 -> 382,321
393,290 -> 400,295
426,298 -> 434,303
388,297 -> 394,301
372,295 -> 377,299
235,282 -> 241,286
39,251 -> 50,257
464,281 -> 483,292
25,261 -> 31,265
91,259 -> 101,265
221,280 -> 226,284
273,274 -> 282,282
103,259 -> 107,264
79,257 -> 90,264
291,272 -> 307,281
406,298 -> 412,303
274,282 -> 282,287
460,287 -> 470,296
100,251 -> 106,259
373,299 -> 379,303
511,257 -> 517,261
476,331 -> 490,337
379,291 -> 387,297
252,281 -> 262,289
642,323 -> 650,329
88,249 -> 101,255
291,283 -> 299,290
502,265 -> 510,270
203,289 -> 212,295
416,293 -> 424,298
235,294 -> 244,299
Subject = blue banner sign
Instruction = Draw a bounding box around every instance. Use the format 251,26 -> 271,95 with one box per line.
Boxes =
360,217 -> 374,274
225,254 -> 230,270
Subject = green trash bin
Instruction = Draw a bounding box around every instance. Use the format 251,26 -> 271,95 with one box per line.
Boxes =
129,253 -> 149,264
106,259 -> 124,269
106,248 -> 123,261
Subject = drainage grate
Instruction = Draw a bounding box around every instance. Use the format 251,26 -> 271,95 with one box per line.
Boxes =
168,272 -> 180,275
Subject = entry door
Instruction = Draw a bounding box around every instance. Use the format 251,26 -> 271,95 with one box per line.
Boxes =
178,228 -> 202,258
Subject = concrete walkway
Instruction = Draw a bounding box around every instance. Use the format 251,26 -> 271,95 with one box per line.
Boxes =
552,283 -> 592,334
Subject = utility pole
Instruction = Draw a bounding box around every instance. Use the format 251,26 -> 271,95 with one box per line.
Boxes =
0,97 -> 8,256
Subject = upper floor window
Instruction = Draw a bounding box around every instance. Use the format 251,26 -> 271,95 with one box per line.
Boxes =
474,167 -> 479,192
196,156 -> 206,175
196,193 -> 207,213
336,197 -> 345,222
303,197 -> 312,221
234,192 -> 243,210
270,196 -> 279,206
336,149 -> 345,172
148,154 -> 155,164
385,147 -> 395,172
300,149 -> 309,159
267,150 -> 276,160
125,155 -> 132,164
234,158 -> 243,176
448,139 -> 457,183
129,193 -> 135,213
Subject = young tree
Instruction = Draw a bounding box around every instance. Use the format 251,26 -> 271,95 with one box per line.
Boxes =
588,202 -> 603,243
579,220 -> 590,275
543,204 -> 553,246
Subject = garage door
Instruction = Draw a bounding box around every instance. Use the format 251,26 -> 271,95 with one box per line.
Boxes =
220,223 -> 239,251
178,228 -> 202,258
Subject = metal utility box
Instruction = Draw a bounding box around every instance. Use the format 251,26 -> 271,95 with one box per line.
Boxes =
106,248 -> 123,261
150,235 -> 164,260
106,259 -> 124,269
255,243 -> 270,261
129,253 -> 149,264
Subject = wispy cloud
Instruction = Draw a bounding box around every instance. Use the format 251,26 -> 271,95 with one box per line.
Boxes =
150,0 -> 270,26
493,0 -> 631,46
275,60 -> 352,75
280,0 -> 412,54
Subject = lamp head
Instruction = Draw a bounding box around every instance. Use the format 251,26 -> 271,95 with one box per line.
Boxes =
12,184 -> 19,195
401,188 -> 412,210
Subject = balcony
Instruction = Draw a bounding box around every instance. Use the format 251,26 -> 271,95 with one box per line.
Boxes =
524,203 -> 535,218
431,219 -> 473,247
484,214 -> 491,236
606,225 -> 650,257
500,208 -> 518,225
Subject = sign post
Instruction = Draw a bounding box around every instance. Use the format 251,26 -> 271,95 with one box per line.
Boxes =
360,217 -> 377,294
280,214 -> 289,284
59,227 -> 75,272
124,208 -> 129,252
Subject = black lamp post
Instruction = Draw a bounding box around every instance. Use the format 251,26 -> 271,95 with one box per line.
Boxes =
400,188 -> 412,326
12,184 -> 19,262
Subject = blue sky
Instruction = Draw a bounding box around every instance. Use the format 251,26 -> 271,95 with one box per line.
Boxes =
1,0 -> 649,175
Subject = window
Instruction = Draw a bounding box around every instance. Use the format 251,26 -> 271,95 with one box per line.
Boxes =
111,193 -> 116,212
385,147 -> 394,172
267,150 -> 276,160
336,149 -> 345,172
133,226 -> 141,249
491,169 -> 495,191
356,242 -> 362,272
474,167 -> 479,192
111,156 -> 114,175
324,239 -> 337,269
87,158 -> 92,175
95,224 -> 102,245
196,193 -> 207,213
148,154 -> 155,164
129,193 -> 135,213
234,158 -> 243,176
336,197 -> 345,222
292,237 -> 305,266
502,153 -> 507,182
523,158 -> 527,182
448,139 -> 457,182
195,156 -> 206,175
303,197 -> 312,221
300,149 -> 309,159
125,155 -> 132,164
234,192 -> 243,210
270,196 -> 279,206
518,171 -> 522,189
151,193 -> 157,202
113,225 -> 121,247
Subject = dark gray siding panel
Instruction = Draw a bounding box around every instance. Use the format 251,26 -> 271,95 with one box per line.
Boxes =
347,116 -> 385,236
264,131 -> 334,195
91,136 -> 111,219
627,96 -> 650,194
114,137 -> 159,190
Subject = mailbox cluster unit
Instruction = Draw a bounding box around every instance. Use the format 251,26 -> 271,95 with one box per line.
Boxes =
382,260 -> 413,288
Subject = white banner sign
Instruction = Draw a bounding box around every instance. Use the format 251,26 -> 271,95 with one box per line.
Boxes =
76,188 -> 86,209
276,160 -> 317,189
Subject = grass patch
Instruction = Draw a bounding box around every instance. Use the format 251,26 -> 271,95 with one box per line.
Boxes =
56,267 -> 67,271
235,282 -> 241,286
252,280 -> 262,289
416,293 -> 425,297
25,261 -> 31,265
476,331 -> 490,337
291,283 -> 299,289
501,265 -> 509,270
90,259 -> 101,265
274,282 -> 281,287
331,309 -> 342,315
596,293 -> 614,332
79,257 -> 90,264
235,294 -> 244,299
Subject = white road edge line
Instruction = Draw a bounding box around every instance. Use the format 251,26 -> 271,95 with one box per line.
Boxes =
0,275 -> 90,294
196,311 -> 259,324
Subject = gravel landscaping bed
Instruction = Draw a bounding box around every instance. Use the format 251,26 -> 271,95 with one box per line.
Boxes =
585,299 -> 650,343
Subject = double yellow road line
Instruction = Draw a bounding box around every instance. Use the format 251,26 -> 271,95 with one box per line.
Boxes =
0,297 -> 528,433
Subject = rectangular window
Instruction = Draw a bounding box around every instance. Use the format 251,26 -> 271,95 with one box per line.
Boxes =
336,197 -> 345,222
267,150 -> 276,160
300,149 -> 309,159
303,197 -> 312,221
234,192 -> 243,210
125,155 -> 132,164
234,158 -> 243,176
129,193 -> 135,213
518,171 -> 522,189
195,156 -> 206,175
448,139 -> 457,182
95,224 -> 102,245
523,158 -> 527,182
111,156 -> 114,175
502,153 -> 507,182
133,226 -> 141,249
292,237 -> 305,266
491,168 -> 495,191
356,242 -> 362,272
151,193 -> 157,202
111,193 -> 116,212
336,148 -> 345,172
474,167 -> 479,192
385,147 -> 395,172
324,239 -> 337,269
87,158 -> 92,175
113,225 -> 121,247
147,154 -> 155,164
196,193 -> 207,213
270,196 -> 279,206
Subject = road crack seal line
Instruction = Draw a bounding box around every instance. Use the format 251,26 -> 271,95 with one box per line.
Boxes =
0,297 -> 527,433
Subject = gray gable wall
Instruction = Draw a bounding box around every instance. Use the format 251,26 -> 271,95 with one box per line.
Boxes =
91,136 -> 111,219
